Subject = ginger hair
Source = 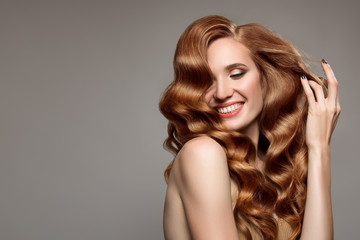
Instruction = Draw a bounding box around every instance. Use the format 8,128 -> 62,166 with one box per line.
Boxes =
159,15 -> 324,240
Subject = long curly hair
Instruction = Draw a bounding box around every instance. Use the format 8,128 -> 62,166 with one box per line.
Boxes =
159,15 -> 324,240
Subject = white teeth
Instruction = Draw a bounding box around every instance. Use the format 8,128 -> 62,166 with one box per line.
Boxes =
216,103 -> 243,114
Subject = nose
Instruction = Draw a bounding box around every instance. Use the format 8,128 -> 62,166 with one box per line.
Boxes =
214,79 -> 233,101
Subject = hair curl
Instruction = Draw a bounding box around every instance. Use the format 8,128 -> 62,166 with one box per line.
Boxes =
159,15 -> 324,240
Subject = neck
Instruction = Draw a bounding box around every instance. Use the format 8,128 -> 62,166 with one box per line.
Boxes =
255,149 -> 265,172
240,121 -> 264,171
240,120 -> 260,149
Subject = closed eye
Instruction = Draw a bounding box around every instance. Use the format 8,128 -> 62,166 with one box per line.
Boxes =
230,72 -> 245,79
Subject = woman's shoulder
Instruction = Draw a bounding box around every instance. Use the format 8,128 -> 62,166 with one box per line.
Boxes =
177,136 -> 227,166
167,137 -> 239,239
179,136 -> 225,157
172,136 -> 229,187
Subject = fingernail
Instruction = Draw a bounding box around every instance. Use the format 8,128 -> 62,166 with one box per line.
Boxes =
322,58 -> 328,64
301,74 -> 306,79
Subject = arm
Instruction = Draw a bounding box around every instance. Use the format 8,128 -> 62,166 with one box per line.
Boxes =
299,60 -> 340,239
174,137 -> 239,240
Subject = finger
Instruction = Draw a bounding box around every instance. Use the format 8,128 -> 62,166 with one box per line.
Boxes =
319,77 -> 329,97
319,77 -> 328,87
321,59 -> 338,101
308,80 -> 326,103
300,74 -> 316,103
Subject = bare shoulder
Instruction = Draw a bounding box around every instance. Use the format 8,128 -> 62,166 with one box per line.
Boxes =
172,136 -> 229,190
168,137 -> 238,239
179,136 -> 226,160
177,136 -> 227,169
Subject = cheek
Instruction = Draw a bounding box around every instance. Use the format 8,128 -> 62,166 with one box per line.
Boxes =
242,74 -> 262,96
243,76 -> 263,108
253,83 -> 263,106
204,86 -> 215,104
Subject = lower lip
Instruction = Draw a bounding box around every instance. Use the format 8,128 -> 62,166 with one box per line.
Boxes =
218,104 -> 244,118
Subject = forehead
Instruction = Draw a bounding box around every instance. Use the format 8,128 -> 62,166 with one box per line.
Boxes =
207,38 -> 254,71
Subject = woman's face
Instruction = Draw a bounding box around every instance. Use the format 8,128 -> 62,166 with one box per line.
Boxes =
205,37 -> 263,137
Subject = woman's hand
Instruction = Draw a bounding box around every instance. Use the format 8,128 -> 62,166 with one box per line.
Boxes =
300,59 -> 341,151
299,59 -> 340,240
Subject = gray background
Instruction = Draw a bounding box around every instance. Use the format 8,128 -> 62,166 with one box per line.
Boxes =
1,0 -> 358,239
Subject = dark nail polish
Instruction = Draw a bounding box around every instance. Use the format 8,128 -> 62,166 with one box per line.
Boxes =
301,74 -> 306,79
322,58 -> 328,64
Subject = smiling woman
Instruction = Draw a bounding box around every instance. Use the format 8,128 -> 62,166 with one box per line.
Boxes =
205,38 -> 263,141
159,15 -> 340,240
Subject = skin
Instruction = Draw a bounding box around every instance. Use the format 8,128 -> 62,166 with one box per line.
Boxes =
299,62 -> 340,239
163,137 -> 239,239
163,38 -> 340,239
205,38 -> 264,146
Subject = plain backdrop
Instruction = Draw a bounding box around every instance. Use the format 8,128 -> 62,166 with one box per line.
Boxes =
1,0 -> 359,239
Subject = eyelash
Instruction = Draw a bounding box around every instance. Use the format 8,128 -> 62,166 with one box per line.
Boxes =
230,72 -> 245,79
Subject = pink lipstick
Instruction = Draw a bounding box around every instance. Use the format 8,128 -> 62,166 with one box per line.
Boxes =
215,102 -> 244,118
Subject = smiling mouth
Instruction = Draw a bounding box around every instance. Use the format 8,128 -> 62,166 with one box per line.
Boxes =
216,103 -> 243,113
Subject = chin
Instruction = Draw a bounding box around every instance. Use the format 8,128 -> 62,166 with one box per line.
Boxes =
223,118 -> 259,137
223,122 -> 244,132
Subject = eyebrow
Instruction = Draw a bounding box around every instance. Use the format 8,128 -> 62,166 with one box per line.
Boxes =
225,63 -> 247,71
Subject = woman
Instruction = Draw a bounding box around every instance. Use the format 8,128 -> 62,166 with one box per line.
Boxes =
160,15 -> 340,240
